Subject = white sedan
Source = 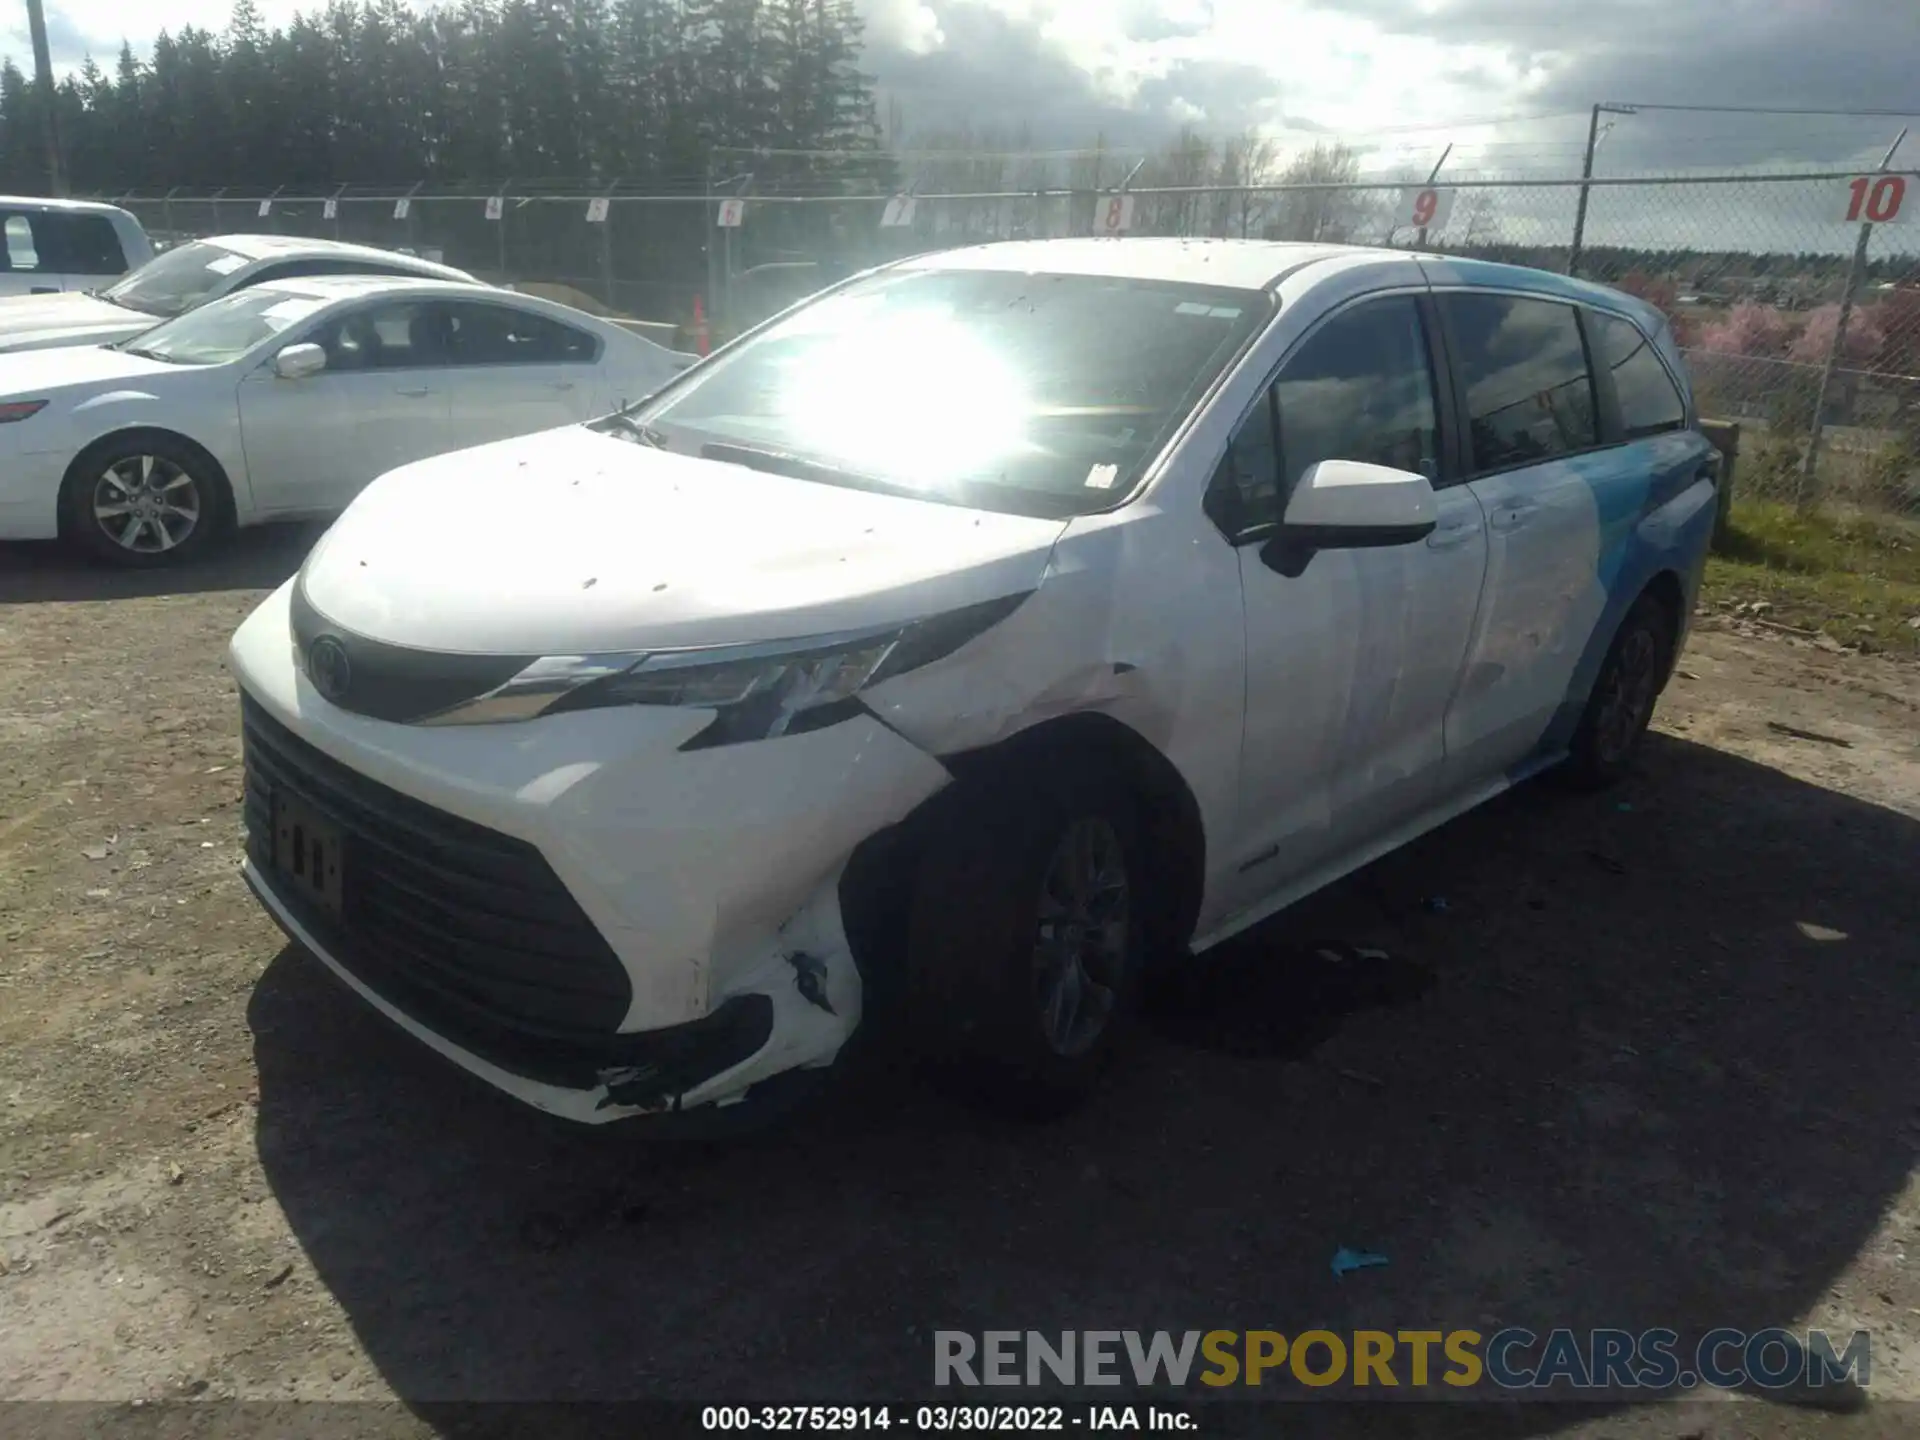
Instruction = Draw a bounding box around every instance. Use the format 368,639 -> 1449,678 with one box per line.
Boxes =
0,233 -> 476,354
0,275 -> 696,566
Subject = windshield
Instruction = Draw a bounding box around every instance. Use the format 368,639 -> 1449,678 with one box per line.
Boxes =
620,268 -> 1272,518
123,289 -> 331,365
102,241 -> 251,318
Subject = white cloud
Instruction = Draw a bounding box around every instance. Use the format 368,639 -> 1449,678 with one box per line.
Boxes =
865,0 -> 947,57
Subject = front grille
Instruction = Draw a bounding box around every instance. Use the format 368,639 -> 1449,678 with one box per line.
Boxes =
241,693 -> 635,1062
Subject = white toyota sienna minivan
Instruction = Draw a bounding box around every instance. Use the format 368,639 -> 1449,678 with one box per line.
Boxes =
229,238 -> 1719,1124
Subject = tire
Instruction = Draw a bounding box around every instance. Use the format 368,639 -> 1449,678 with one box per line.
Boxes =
1563,592 -> 1676,790
62,434 -> 232,568
905,762 -> 1146,1119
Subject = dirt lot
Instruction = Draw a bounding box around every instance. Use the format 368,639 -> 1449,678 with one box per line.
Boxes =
4,529 -> 1920,1438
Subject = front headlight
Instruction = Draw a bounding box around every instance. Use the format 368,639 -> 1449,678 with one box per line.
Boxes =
423,592 -> 1029,746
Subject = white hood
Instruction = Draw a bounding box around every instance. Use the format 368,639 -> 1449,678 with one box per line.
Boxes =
0,292 -> 147,352
0,342 -> 175,398
299,427 -> 1068,654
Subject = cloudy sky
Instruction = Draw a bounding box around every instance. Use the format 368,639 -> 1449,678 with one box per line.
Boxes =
4,0 -> 1915,176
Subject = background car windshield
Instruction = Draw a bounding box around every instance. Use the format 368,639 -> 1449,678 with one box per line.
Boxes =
126,289 -> 331,365
633,268 -> 1271,517
102,241 -> 248,317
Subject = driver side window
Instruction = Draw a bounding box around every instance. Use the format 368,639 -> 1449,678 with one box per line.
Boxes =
1204,295 -> 1441,542
306,300 -> 446,372
1273,296 -> 1440,491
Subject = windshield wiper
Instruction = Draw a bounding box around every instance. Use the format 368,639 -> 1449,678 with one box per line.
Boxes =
698,441 -> 933,502
597,413 -> 670,448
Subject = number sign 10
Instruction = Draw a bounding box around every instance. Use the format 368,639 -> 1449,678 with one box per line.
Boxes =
1842,174 -> 1909,225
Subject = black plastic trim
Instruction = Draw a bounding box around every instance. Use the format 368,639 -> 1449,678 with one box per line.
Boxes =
290,578 -> 536,723
241,694 -> 635,1049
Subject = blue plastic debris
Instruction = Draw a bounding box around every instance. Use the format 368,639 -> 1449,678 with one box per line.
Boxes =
1331,1247 -> 1390,1278
1421,896 -> 1450,914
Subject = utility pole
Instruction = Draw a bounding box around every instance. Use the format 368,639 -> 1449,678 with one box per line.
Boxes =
1568,102 -> 1634,277
25,0 -> 67,196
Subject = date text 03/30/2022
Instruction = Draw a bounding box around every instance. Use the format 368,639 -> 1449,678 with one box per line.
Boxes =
701,1406 -> 1197,1432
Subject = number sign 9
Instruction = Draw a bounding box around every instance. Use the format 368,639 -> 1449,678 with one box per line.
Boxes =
1395,186 -> 1455,233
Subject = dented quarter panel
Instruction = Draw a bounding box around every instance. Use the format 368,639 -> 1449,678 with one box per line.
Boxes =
867,499 -> 1252,935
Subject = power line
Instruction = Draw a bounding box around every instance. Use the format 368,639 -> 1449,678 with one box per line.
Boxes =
1604,102 -> 1920,118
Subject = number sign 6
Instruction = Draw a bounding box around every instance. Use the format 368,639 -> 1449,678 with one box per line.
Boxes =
1842,174 -> 1909,225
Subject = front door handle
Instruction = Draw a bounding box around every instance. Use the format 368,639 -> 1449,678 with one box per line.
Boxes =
546,380 -> 577,392
395,386 -> 433,398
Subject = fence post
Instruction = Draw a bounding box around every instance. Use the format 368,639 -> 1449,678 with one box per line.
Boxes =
1700,420 -> 1741,551
599,180 -> 619,311
330,183 -> 347,241
704,158 -> 717,338
495,179 -> 510,280
1798,128 -> 1908,511
162,185 -> 179,239
403,180 -> 422,253
1415,143 -> 1452,250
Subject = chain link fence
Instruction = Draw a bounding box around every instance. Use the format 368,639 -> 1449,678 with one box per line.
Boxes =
104,166 -> 1920,520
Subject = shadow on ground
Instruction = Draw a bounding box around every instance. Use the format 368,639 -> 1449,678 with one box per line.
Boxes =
248,734 -> 1920,1433
0,523 -> 321,605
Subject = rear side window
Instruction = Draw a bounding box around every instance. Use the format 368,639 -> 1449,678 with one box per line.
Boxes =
0,215 -> 40,272
1442,293 -> 1597,472
442,302 -> 599,364
1588,310 -> 1687,439
43,213 -> 127,274
0,211 -> 127,275
1274,296 -> 1440,488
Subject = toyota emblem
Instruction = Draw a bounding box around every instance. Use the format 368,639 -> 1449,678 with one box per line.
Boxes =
308,636 -> 352,703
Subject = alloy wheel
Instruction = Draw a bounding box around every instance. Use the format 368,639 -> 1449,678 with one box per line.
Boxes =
92,454 -> 201,555
1595,625 -> 1661,765
1032,816 -> 1131,1058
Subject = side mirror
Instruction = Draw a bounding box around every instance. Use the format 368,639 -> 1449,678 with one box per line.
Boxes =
272,343 -> 327,381
1259,459 -> 1438,578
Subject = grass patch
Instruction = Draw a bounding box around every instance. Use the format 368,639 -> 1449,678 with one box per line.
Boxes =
1704,500 -> 1920,657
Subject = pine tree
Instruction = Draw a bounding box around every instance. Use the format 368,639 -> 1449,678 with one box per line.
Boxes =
0,0 -> 886,192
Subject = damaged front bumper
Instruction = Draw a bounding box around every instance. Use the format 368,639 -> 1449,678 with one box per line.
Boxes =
229,581 -> 955,1124
245,855 -> 865,1123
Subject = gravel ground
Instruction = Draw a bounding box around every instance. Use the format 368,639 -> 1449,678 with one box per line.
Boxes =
4,527 -> 1920,1439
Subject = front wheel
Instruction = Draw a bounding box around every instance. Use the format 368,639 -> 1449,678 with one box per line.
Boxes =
62,436 -> 230,568
905,766 -> 1145,1118
1564,592 -> 1676,789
